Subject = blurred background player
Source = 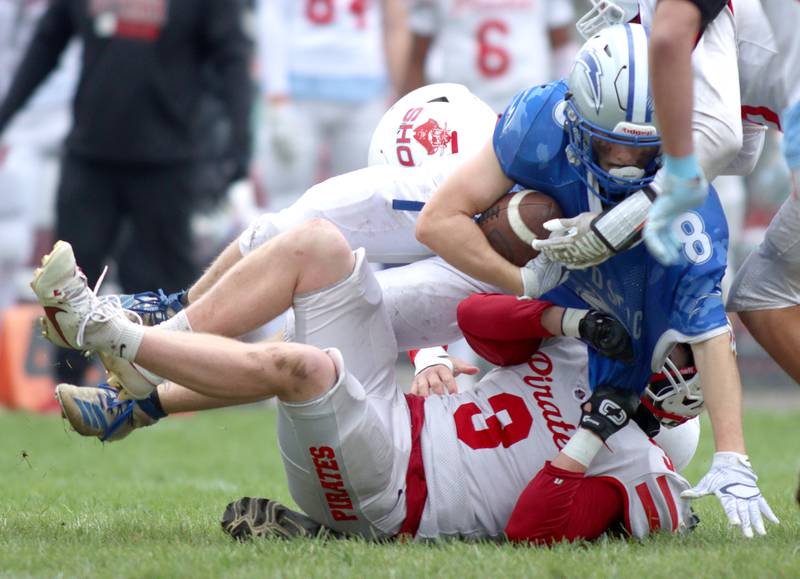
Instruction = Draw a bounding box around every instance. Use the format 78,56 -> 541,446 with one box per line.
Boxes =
402,0 -> 577,114
0,0 -> 253,385
0,0 -> 78,315
256,0 -> 409,209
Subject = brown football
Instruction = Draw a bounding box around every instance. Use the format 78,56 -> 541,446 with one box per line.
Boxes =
477,190 -> 563,266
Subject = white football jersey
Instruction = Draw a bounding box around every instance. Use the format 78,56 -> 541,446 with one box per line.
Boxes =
418,338 -> 693,540
637,0 -> 786,171
734,0 -> 786,130
409,0 -> 574,113
762,0 -> 800,107
257,0 -> 387,100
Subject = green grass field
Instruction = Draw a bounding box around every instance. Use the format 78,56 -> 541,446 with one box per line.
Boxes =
1,407 -> 798,578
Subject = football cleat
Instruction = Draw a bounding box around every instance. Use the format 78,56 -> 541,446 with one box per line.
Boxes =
31,241 -> 93,349
55,383 -> 158,442
221,497 -> 342,541
99,352 -> 161,400
31,241 -> 131,352
120,289 -> 186,326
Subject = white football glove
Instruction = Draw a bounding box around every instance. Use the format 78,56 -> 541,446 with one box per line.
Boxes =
531,213 -> 609,269
531,190 -> 653,269
681,452 -> 779,538
520,253 -> 569,298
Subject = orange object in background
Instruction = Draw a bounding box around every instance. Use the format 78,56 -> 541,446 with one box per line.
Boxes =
0,304 -> 102,413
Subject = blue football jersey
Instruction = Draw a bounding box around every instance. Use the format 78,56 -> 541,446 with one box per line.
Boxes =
493,82 -> 729,394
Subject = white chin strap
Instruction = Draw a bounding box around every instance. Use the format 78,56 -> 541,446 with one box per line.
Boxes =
608,166 -> 645,180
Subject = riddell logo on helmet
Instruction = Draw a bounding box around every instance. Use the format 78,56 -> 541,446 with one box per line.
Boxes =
395,108 -> 458,166
616,122 -> 657,137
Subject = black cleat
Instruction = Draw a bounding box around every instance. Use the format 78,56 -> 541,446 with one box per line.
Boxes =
221,497 -> 343,541
579,311 -> 634,362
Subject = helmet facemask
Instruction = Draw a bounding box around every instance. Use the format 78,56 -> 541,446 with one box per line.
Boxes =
565,97 -> 661,204
642,352 -> 704,428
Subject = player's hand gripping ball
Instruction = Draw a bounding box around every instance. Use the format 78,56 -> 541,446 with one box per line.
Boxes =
477,190 -> 563,266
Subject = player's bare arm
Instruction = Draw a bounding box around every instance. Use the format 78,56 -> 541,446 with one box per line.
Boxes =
415,140 -> 522,294
684,332 -> 779,537
382,0 -> 411,98
547,24 -> 577,79
690,333 -> 745,453
650,0 -> 701,160
400,33 -> 432,97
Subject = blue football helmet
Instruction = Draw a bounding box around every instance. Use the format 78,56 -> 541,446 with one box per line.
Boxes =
564,23 -> 662,205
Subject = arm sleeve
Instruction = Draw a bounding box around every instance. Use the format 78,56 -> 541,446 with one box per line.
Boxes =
457,294 -> 554,366
0,0 -> 73,134
505,462 -> 625,544
202,0 -> 253,170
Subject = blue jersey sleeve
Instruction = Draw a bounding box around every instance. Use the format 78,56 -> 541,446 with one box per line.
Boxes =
493,81 -> 577,193
661,201 -> 729,342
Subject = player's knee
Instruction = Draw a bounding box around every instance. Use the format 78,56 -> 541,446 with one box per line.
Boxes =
284,219 -> 352,266
257,343 -> 337,402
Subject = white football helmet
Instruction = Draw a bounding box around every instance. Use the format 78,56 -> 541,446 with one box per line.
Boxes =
565,23 -> 661,204
368,83 -> 498,168
643,356 -> 704,428
576,0 -> 640,40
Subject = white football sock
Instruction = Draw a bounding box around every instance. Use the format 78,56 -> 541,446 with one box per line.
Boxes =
90,314 -> 145,361
158,309 -> 193,332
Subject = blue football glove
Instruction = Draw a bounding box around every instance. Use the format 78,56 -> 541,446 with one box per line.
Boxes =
643,154 -> 708,265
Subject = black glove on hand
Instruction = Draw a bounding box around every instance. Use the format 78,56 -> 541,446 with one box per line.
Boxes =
632,403 -> 661,438
579,385 -> 641,442
579,311 -> 634,362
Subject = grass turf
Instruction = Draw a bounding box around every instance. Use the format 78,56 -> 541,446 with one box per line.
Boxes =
1,407 -> 798,578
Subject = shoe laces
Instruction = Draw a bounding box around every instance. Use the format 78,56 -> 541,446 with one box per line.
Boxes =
96,383 -> 135,442
75,267 -> 142,348
120,289 -> 185,325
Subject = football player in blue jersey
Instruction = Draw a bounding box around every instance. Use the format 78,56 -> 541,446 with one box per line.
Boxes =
416,23 -> 778,538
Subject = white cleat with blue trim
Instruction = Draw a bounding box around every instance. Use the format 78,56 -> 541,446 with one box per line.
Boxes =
55,383 -> 159,442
